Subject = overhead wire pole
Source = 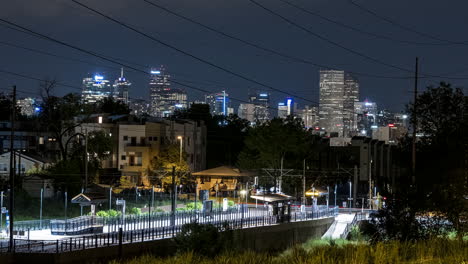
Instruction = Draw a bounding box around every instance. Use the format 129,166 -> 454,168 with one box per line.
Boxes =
8,85 -> 16,252
412,57 -> 419,186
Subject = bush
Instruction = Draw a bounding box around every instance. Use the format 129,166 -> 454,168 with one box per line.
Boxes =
174,223 -> 232,256
227,200 -> 235,207
108,209 -> 121,217
96,210 -> 109,217
130,207 -> 142,215
186,202 -> 202,210
176,207 -> 187,212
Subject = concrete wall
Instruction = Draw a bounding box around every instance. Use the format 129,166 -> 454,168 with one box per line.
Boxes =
0,217 -> 333,264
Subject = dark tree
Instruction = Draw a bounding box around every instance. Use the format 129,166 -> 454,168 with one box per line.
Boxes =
405,82 -> 468,236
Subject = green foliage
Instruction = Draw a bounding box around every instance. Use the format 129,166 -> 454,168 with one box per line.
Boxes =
45,159 -> 83,194
406,82 -> 468,237
174,223 -> 233,257
175,207 -> 187,212
96,209 -> 121,218
227,200 -> 235,207
238,117 -> 307,193
96,210 -> 109,217
130,207 -> 141,215
111,238 -> 468,264
186,202 -> 202,210
149,144 -> 190,187
108,209 -> 121,217
96,97 -> 130,115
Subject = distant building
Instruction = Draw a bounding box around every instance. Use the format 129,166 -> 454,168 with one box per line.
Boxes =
78,118 -> 207,186
249,92 -> 270,123
113,68 -> 131,104
0,151 -> 48,180
278,102 -> 288,118
319,70 -> 359,137
343,73 -> 359,136
82,74 -> 112,104
355,101 -> 378,136
278,97 -> 296,118
205,91 -> 229,116
238,103 -> 255,123
298,106 -> 318,129
129,98 -> 150,116
149,66 -> 187,117
17,97 -> 41,117
373,125 -> 407,145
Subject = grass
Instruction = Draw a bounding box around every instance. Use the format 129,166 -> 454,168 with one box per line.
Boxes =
110,238 -> 468,264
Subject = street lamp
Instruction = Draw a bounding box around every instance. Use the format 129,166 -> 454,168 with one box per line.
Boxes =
177,136 -> 183,164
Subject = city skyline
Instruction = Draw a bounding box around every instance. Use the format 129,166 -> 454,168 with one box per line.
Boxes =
4,0 -> 468,113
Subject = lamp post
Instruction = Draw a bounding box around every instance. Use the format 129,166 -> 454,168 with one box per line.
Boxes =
177,136 -> 183,164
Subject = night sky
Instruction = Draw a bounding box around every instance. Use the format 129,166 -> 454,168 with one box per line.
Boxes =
1,0 -> 468,112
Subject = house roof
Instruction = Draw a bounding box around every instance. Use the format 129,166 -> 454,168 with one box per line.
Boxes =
71,192 -> 108,205
0,151 -> 47,164
192,166 -> 254,177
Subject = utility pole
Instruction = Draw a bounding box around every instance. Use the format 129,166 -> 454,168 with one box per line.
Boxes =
369,160 -> 373,209
84,129 -> 88,192
412,57 -> 419,186
8,85 -> 16,252
279,155 -> 284,193
302,159 -> 306,206
171,166 -> 176,226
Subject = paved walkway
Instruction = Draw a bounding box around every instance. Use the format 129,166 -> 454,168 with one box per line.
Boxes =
322,213 -> 356,239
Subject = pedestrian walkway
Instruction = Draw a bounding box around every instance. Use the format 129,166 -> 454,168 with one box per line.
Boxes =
322,213 -> 356,239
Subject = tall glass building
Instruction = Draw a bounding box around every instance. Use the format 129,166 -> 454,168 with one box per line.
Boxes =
319,70 -> 359,137
249,92 -> 270,123
113,68 -> 131,104
149,66 -> 187,117
82,74 -> 112,104
205,91 -> 229,116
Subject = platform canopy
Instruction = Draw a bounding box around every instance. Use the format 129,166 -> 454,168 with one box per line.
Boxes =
71,192 -> 107,206
192,166 -> 255,178
250,193 -> 294,203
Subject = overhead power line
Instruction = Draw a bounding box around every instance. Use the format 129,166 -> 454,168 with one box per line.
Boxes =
247,0 -> 468,80
278,0 -> 450,46
247,0 -> 414,73
348,0 -> 468,46
142,0 -> 410,80
69,0 -> 318,103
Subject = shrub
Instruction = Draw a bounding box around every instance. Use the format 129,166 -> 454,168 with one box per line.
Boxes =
186,202 -> 202,210
130,207 -> 142,215
227,200 -> 235,207
108,209 -> 121,217
96,210 -> 109,218
174,223 -> 232,256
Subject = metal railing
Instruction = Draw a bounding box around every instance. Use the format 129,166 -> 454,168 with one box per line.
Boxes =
50,216 -> 104,235
13,219 -> 51,231
0,206 -> 338,253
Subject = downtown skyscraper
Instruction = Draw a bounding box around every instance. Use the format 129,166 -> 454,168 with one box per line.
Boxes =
113,68 -> 131,104
319,70 -> 359,137
205,91 -> 229,116
149,66 -> 187,117
81,74 -> 112,104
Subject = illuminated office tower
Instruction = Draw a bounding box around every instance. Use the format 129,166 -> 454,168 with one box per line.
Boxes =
113,68 -> 131,104
277,97 -> 296,118
82,74 -> 112,104
249,92 -> 270,123
319,70 -> 359,137
149,66 -> 187,117
343,73 -> 359,136
205,91 -> 229,116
